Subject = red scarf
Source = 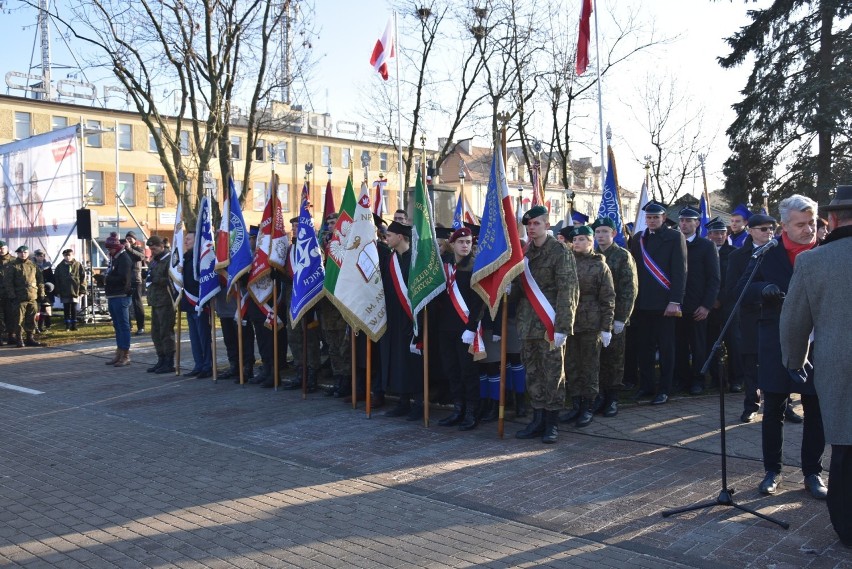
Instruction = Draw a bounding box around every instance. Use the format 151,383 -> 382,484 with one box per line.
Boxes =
781,232 -> 815,267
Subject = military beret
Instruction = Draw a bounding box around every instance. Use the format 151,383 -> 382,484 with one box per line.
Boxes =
732,203 -> 752,220
704,216 -> 727,232
642,201 -> 667,215
387,221 -> 412,238
33,249 -> 45,255
572,225 -> 594,238
747,213 -> 777,228
678,206 -> 700,219
0,240 -> 6,247
62,249 -> 73,255
15,245 -> 28,253
521,205 -> 548,225
591,217 -> 617,231
558,226 -> 575,241
571,211 -> 589,225
449,227 -> 472,243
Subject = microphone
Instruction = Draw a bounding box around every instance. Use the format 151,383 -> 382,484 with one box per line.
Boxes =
752,238 -> 779,259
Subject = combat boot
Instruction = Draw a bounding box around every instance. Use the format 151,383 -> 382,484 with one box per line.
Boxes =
15,335 -> 25,348
479,399 -> 499,422
70,321 -> 78,331
574,397 -> 594,428
515,409 -> 545,439
602,390 -> 619,417
306,369 -> 318,393
458,403 -> 478,431
24,332 -> 43,347
438,403 -> 465,427
590,393 -> 605,415
114,348 -> 131,367
559,397 -> 581,423
105,348 -> 120,365
147,355 -> 165,373
156,352 -> 176,374
541,410 -> 559,444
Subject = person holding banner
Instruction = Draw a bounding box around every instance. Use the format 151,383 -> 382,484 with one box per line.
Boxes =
512,206 -> 579,444
435,227 -> 485,431
180,231 -> 213,379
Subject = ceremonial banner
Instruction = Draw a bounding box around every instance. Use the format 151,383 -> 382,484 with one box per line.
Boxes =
471,150 -> 525,318
215,179 -> 253,293
324,177 -> 387,340
575,0 -> 593,75
372,178 -> 388,217
322,179 -> 336,235
247,174 -> 288,306
597,146 -> 626,247
193,194 -> 221,311
408,169 -> 446,334
699,194 -> 711,238
170,198 -> 184,292
370,17 -> 396,80
290,190 -> 325,326
452,192 -> 464,230
634,178 -> 650,236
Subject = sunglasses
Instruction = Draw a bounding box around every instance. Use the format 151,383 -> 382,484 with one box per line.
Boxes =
752,226 -> 775,232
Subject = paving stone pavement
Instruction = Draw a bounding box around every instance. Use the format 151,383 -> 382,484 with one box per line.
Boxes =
1,335 -> 850,568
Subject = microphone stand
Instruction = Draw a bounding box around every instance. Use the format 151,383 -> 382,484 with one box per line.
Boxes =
661,246 -> 789,529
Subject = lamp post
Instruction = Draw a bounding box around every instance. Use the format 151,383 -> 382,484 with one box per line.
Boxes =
458,159 -> 466,219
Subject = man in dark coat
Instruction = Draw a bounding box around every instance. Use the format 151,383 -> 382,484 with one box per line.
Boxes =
781,185 -> 852,546
674,206 -> 720,395
737,194 -> 826,499
628,201 -> 687,405
124,231 -> 146,335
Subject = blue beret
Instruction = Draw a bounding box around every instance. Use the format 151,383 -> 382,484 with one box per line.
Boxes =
678,206 -> 701,219
641,201 -> 667,215
732,204 -> 752,220
571,211 -> 589,224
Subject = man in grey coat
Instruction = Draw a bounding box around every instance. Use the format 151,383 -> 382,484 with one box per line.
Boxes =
781,185 -> 852,547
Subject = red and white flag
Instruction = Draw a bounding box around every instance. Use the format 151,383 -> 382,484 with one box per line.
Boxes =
372,178 -> 388,217
575,0 -> 593,75
370,17 -> 396,81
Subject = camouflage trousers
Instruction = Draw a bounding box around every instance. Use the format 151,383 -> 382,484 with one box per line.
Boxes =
565,331 -> 601,398
14,300 -> 38,335
324,326 -> 351,376
150,304 -> 176,357
289,319 -> 321,371
599,330 -> 626,392
521,338 -> 565,411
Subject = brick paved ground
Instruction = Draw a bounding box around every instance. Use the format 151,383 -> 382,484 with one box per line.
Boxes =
1,335 -> 849,568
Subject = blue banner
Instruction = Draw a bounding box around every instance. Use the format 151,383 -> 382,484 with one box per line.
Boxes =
226,179 -> 253,293
194,194 -> 221,312
699,194 -> 711,238
452,192 -> 464,230
597,148 -> 626,247
290,198 -> 325,325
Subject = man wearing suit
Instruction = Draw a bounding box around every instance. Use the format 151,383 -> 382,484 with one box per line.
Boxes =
674,206 -> 720,395
781,185 -> 852,545
738,194 -> 826,499
628,201 -> 687,405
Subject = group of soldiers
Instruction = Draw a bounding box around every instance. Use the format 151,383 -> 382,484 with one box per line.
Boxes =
0,241 -> 48,347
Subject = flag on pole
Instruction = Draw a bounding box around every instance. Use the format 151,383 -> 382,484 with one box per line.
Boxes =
322,179 -> 336,234
634,177 -> 650,235
471,150 -> 525,318
290,193 -> 325,326
372,178 -> 388,217
324,177 -> 387,341
698,194 -> 711,238
169,198 -> 184,292
575,0 -> 593,75
215,179 -> 253,293
531,162 -> 543,207
463,195 -> 477,224
193,194 -> 221,312
247,174 -> 288,307
370,17 -> 395,81
597,146 -> 627,247
409,169 -> 446,334
452,192 -> 465,230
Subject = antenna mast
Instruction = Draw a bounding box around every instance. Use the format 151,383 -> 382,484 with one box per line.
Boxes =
39,0 -> 52,100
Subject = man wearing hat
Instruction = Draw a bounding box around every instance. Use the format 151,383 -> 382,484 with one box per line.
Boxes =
103,233 -> 134,365
54,249 -> 86,331
571,211 -> 589,227
628,201 -> 687,405
0,240 -> 15,345
513,205 -> 579,444
737,194 -> 825,500
781,185 -> 852,545
124,231 -> 147,335
590,216 -> 637,417
674,206 -> 720,395
144,235 -> 177,374
3,245 -> 45,347
728,204 -> 752,248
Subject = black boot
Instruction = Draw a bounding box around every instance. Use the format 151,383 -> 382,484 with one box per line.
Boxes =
574,397 -> 594,428
24,333 -> 43,347
384,398 -> 411,417
559,397 -> 581,423
458,404 -> 478,431
602,390 -> 619,417
590,393 -> 605,415
541,410 -> 559,443
406,400 -> 424,421
480,399 -> 499,422
515,409 -> 545,439
306,370 -> 318,393
147,355 -> 165,373
514,393 -> 528,418
250,363 -> 270,385
156,352 -> 176,374
438,403 -> 465,427
218,362 -> 240,379
233,364 -> 254,383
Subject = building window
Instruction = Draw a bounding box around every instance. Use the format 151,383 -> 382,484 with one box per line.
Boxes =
255,139 -> 266,162
14,112 -> 31,140
230,136 -> 242,160
85,120 -> 102,147
341,148 -> 351,170
321,145 -> 331,167
179,131 -> 190,156
510,166 -> 517,181
116,124 -> 132,150
380,152 -> 388,172
277,183 -> 290,212
148,128 -> 160,152
253,181 -> 266,211
276,141 -> 288,164
51,116 -> 68,131
147,175 -> 166,208
86,171 -> 104,205
118,173 -> 135,206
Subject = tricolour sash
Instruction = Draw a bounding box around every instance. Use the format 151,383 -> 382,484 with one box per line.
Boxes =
444,263 -> 486,361
519,257 -> 556,344
390,253 -> 413,321
639,232 -> 671,290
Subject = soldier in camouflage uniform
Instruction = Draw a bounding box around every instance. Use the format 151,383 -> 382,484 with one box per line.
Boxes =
592,217 -> 637,417
320,298 -> 351,397
145,236 -> 177,374
559,225 -> 615,428
4,245 -> 45,347
512,206 -> 579,444
0,241 -> 15,345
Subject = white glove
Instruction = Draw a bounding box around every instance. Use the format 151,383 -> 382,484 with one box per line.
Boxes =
553,333 -> 567,348
600,331 -> 612,348
409,342 -> 422,355
492,335 -> 501,342
461,330 -> 476,345
613,321 -> 625,334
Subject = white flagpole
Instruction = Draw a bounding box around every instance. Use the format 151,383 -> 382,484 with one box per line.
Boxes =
593,0 -> 606,193
394,10 -> 405,211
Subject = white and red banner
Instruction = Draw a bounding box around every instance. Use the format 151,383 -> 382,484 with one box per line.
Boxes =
445,263 -> 486,361
519,257 -> 556,345
370,17 -> 396,81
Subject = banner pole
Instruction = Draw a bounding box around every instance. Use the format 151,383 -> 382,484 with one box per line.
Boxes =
236,290 -> 245,385
210,298 -> 218,382
498,293 -> 508,439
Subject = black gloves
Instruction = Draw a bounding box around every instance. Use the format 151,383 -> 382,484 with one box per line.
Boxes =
761,284 -> 785,304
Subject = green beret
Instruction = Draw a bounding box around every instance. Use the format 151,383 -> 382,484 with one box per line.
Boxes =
591,217 -> 616,231
0,240 -> 6,247
572,225 -> 594,238
558,226 -> 575,241
15,245 -> 28,253
521,205 -> 548,225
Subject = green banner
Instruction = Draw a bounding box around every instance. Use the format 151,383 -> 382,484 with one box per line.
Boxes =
408,169 -> 446,334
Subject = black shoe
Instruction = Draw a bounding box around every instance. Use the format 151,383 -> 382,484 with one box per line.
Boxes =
183,370 -> 201,377
729,383 -> 744,393
516,409 -> 545,439
602,400 -> 618,418
541,410 -> 559,444
759,471 -> 781,495
438,404 -> 465,427
804,474 -> 828,500
479,399 -> 499,422
574,399 -> 594,427
651,393 -> 668,405
406,402 -> 424,421
458,406 -> 478,431
784,407 -> 804,424
560,397 -> 581,423
146,356 -> 164,373
371,393 -> 386,408
384,402 -> 411,418
218,366 -> 239,379
589,394 -> 605,415
741,410 -> 758,423
281,379 -> 302,390
196,370 -> 213,379
689,383 -> 704,395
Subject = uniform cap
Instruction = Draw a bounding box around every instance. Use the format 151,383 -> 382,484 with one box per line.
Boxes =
641,201 -> 667,215
704,216 -> 727,232
678,206 -> 701,219
521,205 -> 548,225
731,204 -> 752,220
558,226 -> 575,241
571,211 -> 589,225
572,225 -> 594,238
15,245 -> 28,253
387,221 -> 412,238
0,241 -> 6,247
